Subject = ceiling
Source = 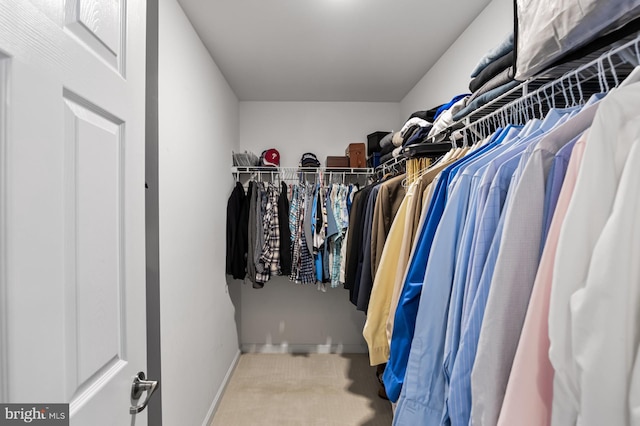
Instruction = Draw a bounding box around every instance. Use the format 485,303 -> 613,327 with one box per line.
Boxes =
177,0 -> 493,102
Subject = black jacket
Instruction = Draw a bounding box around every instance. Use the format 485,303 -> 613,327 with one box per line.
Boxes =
278,181 -> 292,276
226,182 -> 248,279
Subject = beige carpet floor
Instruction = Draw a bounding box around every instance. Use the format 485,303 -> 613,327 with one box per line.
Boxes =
210,353 -> 393,426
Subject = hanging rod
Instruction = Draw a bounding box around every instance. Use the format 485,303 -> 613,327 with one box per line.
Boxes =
375,155 -> 406,177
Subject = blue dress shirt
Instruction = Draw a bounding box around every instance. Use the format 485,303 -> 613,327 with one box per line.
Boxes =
392,129 -> 518,425
383,137 -> 501,403
444,168 -> 515,426
440,127 -> 525,425
448,107 -> 579,426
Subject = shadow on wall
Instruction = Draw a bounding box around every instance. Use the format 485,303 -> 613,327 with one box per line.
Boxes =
343,353 -> 394,426
226,275 -> 242,351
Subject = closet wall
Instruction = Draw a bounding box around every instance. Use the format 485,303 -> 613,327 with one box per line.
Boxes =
400,0 -> 513,119
155,0 -> 516,417
233,101 -> 401,353
159,0 -> 240,424
233,1 -> 513,353
239,102 -> 403,167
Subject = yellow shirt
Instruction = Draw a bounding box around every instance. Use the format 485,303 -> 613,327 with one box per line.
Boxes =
363,195 -> 409,365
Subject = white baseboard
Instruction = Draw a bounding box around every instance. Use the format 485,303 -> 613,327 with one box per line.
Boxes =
240,343 -> 368,354
201,349 -> 241,426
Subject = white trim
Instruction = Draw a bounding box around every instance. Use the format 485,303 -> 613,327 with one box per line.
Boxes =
240,343 -> 368,354
201,349 -> 241,426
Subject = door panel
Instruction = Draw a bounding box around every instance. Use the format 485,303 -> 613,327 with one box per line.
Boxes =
0,0 -> 147,424
63,94 -> 126,402
65,0 -> 125,72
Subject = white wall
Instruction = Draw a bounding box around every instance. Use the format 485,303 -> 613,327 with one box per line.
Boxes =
159,0 -> 240,425
234,101 -> 400,353
231,278 -> 370,353
239,102 -> 402,167
400,0 -> 513,120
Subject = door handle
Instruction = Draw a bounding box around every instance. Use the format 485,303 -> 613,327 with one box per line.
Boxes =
130,372 -> 159,414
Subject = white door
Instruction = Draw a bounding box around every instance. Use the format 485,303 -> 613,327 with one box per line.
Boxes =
0,0 -> 150,424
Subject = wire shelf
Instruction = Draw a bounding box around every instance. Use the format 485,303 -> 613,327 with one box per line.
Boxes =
373,29 -> 640,172
459,30 -> 640,142
231,166 -> 374,186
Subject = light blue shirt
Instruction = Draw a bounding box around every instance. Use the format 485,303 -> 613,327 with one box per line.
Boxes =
441,127 -> 539,425
461,123 -> 543,324
446,107 -> 579,426
383,136 -> 501,404
440,127 -> 524,425
392,128 -> 516,425
445,156 -> 519,426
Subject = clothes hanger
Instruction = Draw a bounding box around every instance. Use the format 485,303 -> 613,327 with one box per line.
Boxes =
576,74 -> 585,105
568,75 -> 577,107
514,104 -> 521,125
536,91 -> 543,118
560,79 -> 569,108
597,60 -> 607,93
608,54 -> 620,88
518,98 -> 526,124
530,92 -> 538,119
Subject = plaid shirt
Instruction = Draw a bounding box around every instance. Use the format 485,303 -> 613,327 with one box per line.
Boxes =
256,184 -> 280,283
289,184 -> 316,284
290,184 -> 303,282
289,184 -> 298,243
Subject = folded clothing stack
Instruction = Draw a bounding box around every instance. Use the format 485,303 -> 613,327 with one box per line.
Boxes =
380,118 -> 433,164
427,95 -> 469,141
452,33 -> 521,122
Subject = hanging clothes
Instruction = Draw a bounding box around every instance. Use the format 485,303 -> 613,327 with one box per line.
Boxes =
339,185 -> 358,285
246,181 -> 259,287
497,129 -> 587,426
547,72 -> 640,426
353,184 -> 380,309
383,133 -> 503,403
290,183 -> 316,284
375,66 -> 640,426
344,184 -> 375,298
226,182 -> 248,279
370,175 -> 406,282
470,99 -> 600,426
255,183 -> 281,287
325,184 -> 349,288
286,181 -> 355,287
340,172 -> 408,312
278,181 -> 292,276
363,150 -> 463,367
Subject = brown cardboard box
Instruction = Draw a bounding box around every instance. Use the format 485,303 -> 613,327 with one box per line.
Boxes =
345,143 -> 366,168
326,156 -> 350,168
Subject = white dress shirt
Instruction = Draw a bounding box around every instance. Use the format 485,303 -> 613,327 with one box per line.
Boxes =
568,97 -> 640,425
471,100 -> 599,426
549,69 -> 640,426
